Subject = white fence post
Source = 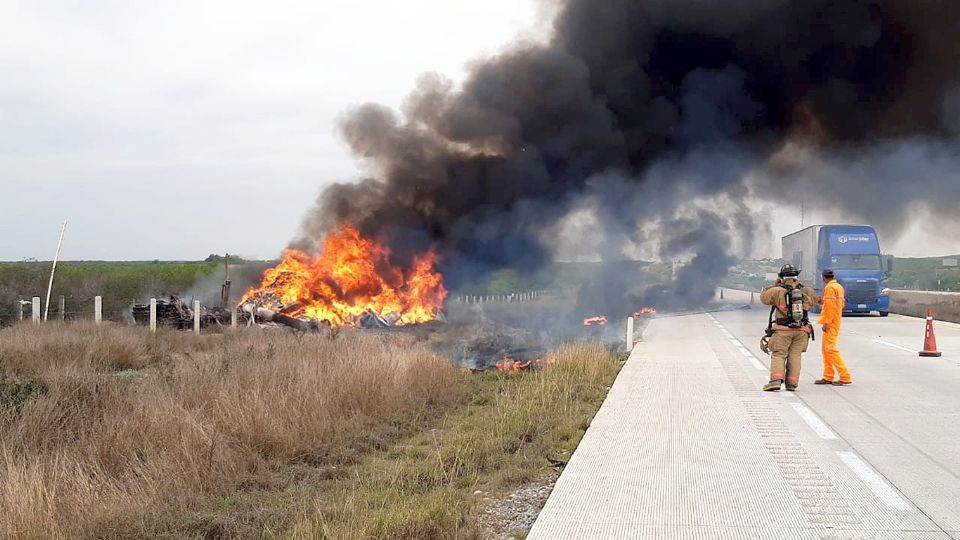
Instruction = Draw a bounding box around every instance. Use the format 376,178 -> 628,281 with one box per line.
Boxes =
31,297 -> 41,324
94,296 -> 103,324
59,295 -> 65,322
231,308 -> 237,329
193,300 -> 201,334
17,300 -> 24,322
626,316 -> 635,352
149,298 -> 157,333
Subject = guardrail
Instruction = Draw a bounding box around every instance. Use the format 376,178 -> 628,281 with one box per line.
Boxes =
720,287 -> 960,323
890,290 -> 960,322
451,290 -> 547,304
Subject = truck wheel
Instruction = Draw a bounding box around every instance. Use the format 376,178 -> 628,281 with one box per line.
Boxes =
879,311 -> 889,317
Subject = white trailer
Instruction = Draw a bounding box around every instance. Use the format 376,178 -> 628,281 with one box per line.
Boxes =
781,225 -> 821,284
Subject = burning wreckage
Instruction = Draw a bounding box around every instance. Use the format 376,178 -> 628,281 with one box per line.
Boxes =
237,225 -> 448,331
132,225 -> 639,371
238,293 -> 446,332
134,226 -> 448,332
132,295 -> 239,329
132,294 -> 445,333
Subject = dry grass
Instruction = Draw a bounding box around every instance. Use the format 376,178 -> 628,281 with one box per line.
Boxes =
298,342 -> 623,539
0,323 -> 622,539
0,323 -> 461,539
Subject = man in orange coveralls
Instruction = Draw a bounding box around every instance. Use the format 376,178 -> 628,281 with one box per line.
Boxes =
815,269 -> 852,386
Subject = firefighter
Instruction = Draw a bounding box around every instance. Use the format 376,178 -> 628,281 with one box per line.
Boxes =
815,269 -> 852,386
759,264 -> 818,391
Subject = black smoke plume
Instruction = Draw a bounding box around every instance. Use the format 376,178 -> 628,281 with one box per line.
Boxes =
296,0 -> 960,313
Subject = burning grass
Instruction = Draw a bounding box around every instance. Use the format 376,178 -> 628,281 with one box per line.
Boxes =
0,323 -> 622,539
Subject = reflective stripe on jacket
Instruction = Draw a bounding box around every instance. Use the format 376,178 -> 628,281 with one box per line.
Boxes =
817,280 -> 844,326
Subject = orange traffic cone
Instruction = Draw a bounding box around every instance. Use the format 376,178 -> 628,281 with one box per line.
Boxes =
919,308 -> 942,357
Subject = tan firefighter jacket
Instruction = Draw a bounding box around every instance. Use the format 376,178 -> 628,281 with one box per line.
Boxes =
760,278 -> 820,324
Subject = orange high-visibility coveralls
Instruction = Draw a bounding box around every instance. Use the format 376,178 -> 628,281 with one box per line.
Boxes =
817,279 -> 851,383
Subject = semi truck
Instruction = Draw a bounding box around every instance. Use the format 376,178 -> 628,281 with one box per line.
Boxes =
782,225 -> 892,316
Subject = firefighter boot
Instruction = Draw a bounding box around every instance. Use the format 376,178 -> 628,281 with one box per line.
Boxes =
763,379 -> 783,392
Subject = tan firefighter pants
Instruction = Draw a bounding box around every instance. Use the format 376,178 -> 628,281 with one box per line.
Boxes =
769,329 -> 809,386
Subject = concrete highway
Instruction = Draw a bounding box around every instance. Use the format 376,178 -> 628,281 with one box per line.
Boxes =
529,309 -> 960,539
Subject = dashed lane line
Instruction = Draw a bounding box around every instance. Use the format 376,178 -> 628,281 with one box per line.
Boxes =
790,402 -> 838,440
711,314 -> 919,520
873,338 -> 916,353
837,451 -> 912,512
710,314 -> 767,372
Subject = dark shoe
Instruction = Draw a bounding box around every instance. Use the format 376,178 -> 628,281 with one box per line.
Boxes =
785,385 -> 797,392
814,379 -> 834,385
763,379 -> 782,392
832,380 -> 852,386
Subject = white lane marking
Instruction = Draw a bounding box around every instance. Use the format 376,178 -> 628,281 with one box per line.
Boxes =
837,451 -> 912,512
789,403 -> 838,440
729,340 -> 765,371
745,355 -> 766,371
718,328 -> 766,371
873,339 -> 916,353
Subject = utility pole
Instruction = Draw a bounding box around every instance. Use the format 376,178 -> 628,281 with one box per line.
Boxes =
221,253 -> 232,308
43,221 -> 68,322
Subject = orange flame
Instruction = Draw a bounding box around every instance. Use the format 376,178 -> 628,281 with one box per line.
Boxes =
583,315 -> 608,326
634,307 -> 657,316
494,353 -> 557,372
241,224 -> 447,326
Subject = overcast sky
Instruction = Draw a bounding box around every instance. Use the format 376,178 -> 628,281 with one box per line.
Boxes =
1,1 -> 953,262
0,0 -> 541,261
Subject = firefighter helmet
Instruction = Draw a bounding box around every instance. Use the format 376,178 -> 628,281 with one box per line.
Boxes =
778,264 -> 800,278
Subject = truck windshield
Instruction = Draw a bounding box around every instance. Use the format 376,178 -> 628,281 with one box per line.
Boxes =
829,255 -> 882,270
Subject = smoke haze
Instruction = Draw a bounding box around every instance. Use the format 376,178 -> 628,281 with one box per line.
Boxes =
295,0 -> 960,312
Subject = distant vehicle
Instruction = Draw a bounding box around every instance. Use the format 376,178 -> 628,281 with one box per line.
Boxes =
782,225 -> 892,316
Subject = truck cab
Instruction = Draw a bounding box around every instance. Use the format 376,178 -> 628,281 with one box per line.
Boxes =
819,225 -> 891,316
783,224 -> 892,316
